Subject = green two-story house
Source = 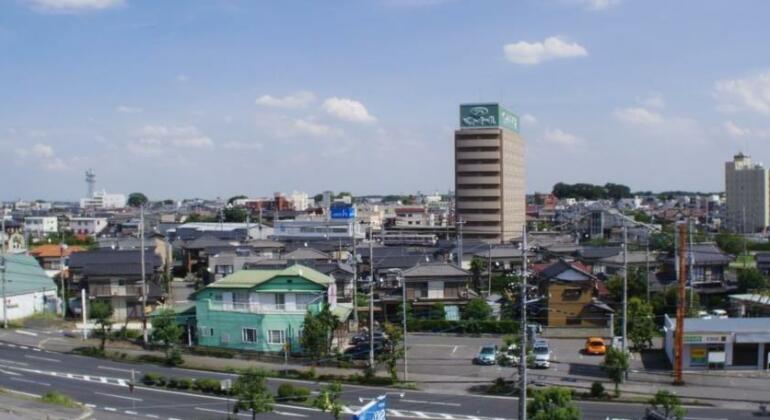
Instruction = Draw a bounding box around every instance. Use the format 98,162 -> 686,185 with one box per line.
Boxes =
194,264 -> 336,353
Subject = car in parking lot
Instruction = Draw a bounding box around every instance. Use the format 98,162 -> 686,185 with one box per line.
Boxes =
350,330 -> 388,345
344,341 -> 386,360
532,339 -> 552,368
500,344 -> 519,366
473,345 -> 498,365
584,337 -> 607,355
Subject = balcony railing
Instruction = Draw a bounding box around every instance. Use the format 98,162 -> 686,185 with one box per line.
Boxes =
207,301 -> 309,314
90,285 -> 143,297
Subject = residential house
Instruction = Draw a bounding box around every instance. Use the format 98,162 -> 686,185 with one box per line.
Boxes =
29,244 -> 85,276
380,262 -> 471,321
193,265 -> 350,352
69,217 -> 108,237
534,259 -> 614,328
593,250 -> 659,277
68,249 -> 164,320
23,216 -> 58,238
659,243 -> 735,293
0,255 -> 59,320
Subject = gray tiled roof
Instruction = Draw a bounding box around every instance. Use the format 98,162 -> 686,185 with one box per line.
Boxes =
402,262 -> 470,278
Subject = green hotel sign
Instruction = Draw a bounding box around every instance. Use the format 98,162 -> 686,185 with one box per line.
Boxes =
460,103 -> 519,132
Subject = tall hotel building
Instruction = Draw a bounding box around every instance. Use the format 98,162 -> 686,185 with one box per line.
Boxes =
725,153 -> 769,233
454,103 -> 525,243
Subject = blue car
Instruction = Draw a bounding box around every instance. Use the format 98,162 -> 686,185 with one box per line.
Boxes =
473,345 -> 498,365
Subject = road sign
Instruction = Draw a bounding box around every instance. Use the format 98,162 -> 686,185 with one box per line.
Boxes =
353,395 -> 386,420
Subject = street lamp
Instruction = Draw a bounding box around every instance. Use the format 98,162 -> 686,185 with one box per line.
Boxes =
398,272 -> 408,383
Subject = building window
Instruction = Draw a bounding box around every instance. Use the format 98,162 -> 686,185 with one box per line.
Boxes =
566,317 -> 582,325
275,293 -> 285,310
295,293 -> 315,311
242,328 -> 258,343
199,327 -> 213,337
268,330 -> 285,344
215,265 -> 234,275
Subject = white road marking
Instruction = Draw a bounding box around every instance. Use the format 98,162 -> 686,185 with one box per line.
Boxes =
7,344 -> 16,348
168,418 -> 183,420
125,410 -> 139,415
85,404 -> 96,408
32,348 -> 42,352
413,412 -> 430,418
275,411 -> 308,418
98,365 -> 139,374
389,410 -> 405,417
24,355 -> 61,363
19,346 -> 29,350
94,391 -> 143,402
452,345 -> 459,354
16,330 -> 38,337
145,415 -> 159,419
10,377 -> 50,386
0,369 -> 21,376
104,407 -> 117,412
401,399 -> 462,407
0,358 -> 29,366
117,379 -> 128,386
100,377 -> 108,383
83,375 -> 91,381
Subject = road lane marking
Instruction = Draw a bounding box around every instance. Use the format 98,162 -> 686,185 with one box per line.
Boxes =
24,355 -> 61,363
16,330 -> 38,337
10,378 -> 50,386
85,404 -> 96,408
401,399 -> 462,407
99,365 -> 139,374
275,411 -> 308,417
0,369 -> 21,376
0,359 -> 29,366
94,392 -> 143,402
125,410 -> 139,415
145,415 -> 159,419
104,407 -> 117,412
413,412 -> 430,418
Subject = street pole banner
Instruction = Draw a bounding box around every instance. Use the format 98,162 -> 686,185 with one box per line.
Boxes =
353,395 -> 387,420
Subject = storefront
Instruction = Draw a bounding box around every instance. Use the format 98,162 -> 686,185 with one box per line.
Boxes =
664,315 -> 770,370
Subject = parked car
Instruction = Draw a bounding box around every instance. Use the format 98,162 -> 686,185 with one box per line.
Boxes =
344,342 -> 385,360
532,339 -> 552,368
711,309 -> 728,319
473,345 -> 498,365
584,337 -> 607,355
350,330 -> 388,345
500,344 -> 519,366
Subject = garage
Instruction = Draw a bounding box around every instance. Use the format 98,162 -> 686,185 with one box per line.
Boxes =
732,343 -> 759,366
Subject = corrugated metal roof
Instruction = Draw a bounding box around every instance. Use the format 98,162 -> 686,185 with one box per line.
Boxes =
205,264 -> 331,289
2,254 -> 57,296
679,317 -> 770,333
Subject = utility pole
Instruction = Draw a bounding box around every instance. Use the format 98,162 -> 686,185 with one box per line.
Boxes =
60,231 -> 67,319
81,288 -> 88,340
1,216 -> 6,329
401,272 -> 408,382
622,225 -> 628,356
487,243 -> 492,296
518,224 -> 528,420
140,205 -> 148,345
369,225 -> 375,368
674,222 -> 687,385
456,217 -> 464,267
688,218 -> 694,309
352,239 -> 358,330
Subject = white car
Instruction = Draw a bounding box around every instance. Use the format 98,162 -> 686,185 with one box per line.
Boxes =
532,340 -> 552,369
711,309 -> 728,319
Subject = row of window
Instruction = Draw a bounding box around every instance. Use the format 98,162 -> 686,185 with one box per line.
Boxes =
199,326 -> 286,345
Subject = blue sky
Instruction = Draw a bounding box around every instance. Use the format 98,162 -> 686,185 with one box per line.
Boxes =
2,0 -> 770,200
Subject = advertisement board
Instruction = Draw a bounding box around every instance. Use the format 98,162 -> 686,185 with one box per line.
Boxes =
459,103 -> 519,132
330,205 -> 356,219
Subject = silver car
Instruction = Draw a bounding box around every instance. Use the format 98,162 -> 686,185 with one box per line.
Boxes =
532,340 -> 552,368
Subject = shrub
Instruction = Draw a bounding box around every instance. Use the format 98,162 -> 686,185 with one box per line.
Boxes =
177,378 -> 193,390
189,346 -> 236,359
40,391 -> 78,408
488,377 -> 513,395
590,382 -> 605,399
165,348 -> 184,366
277,383 -> 311,402
72,346 -> 105,358
406,319 -> 519,334
142,373 -> 166,387
298,367 -> 316,380
291,386 -> 310,402
137,354 -> 167,365
194,378 -> 223,394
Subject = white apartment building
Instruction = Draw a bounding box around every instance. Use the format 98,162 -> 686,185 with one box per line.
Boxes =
69,217 -> 108,237
725,153 -> 769,233
24,216 -> 58,237
80,190 -> 127,209
272,220 -> 365,240
291,191 -> 310,211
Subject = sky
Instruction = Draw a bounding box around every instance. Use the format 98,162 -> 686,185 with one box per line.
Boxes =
2,0 -> 770,201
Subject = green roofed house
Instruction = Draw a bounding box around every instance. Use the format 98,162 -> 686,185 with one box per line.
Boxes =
194,264 -> 351,353
1,254 -> 59,320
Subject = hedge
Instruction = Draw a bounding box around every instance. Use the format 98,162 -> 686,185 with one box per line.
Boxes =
406,319 -> 519,334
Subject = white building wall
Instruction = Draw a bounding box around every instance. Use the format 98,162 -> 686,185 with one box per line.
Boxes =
0,291 -> 58,320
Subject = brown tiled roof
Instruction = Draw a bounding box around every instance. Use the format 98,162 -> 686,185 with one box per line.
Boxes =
30,244 -> 85,258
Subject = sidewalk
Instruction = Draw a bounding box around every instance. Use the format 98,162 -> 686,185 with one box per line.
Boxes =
0,391 -> 90,420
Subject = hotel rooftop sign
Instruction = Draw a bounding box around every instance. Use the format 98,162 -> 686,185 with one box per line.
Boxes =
460,103 -> 519,132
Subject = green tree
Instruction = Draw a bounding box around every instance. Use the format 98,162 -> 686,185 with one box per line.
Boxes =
627,297 -> 656,350
527,387 -> 581,420
300,310 -> 327,363
648,390 -> 686,420
715,232 -> 746,256
737,268 -> 768,293
463,297 -> 492,321
316,304 -> 341,354
313,382 -> 343,420
469,257 -> 485,291
127,192 -> 148,208
378,322 -> 404,382
606,268 -> 648,302
150,309 -> 184,365
601,347 -> 630,396
651,287 -> 701,322
604,183 -> 632,200
428,302 -> 445,320
233,368 -> 274,420
90,301 -> 113,352
223,207 -> 248,223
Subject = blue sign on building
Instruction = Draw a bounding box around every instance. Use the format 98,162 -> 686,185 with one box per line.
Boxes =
330,205 -> 356,219
353,395 -> 387,420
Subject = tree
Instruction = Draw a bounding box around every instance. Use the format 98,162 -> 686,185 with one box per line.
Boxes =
604,183 -> 632,200
428,302 -> 445,320
606,268 -> 648,303
648,390 -> 686,420
313,382 -> 343,420
150,309 -> 184,365
737,268 -> 768,293
233,368 -> 273,420
223,207 -> 248,223
127,192 -> 148,208
651,287 -> 701,322
715,233 -> 746,256
90,301 -> 113,352
527,387 -> 581,420
378,322 -> 404,382
627,297 -> 656,350
463,297 -> 492,321
469,257 -> 485,291
299,310 -> 327,363
316,304 -> 341,354
601,347 -> 630,396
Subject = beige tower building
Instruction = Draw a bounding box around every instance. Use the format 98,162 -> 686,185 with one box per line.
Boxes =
725,153 -> 769,233
454,103 -> 525,243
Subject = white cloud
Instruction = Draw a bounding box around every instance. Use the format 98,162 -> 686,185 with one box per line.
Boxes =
26,0 -> 124,12
723,120 -> 751,138
255,91 -> 316,109
639,92 -> 665,109
129,125 -> 213,155
503,36 -> 587,65
222,141 -> 263,151
322,97 -> 377,123
613,107 -> 663,125
116,105 -> 142,114
521,114 -> 538,125
578,0 -> 621,11
292,118 -> 342,137
715,72 -> 770,115
542,128 -> 581,146
15,143 -> 69,171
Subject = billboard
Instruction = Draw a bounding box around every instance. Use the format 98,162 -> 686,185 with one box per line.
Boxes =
459,103 -> 519,132
353,395 -> 387,420
330,204 -> 356,219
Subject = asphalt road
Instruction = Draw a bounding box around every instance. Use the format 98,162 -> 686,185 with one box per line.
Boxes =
0,338 -> 759,420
